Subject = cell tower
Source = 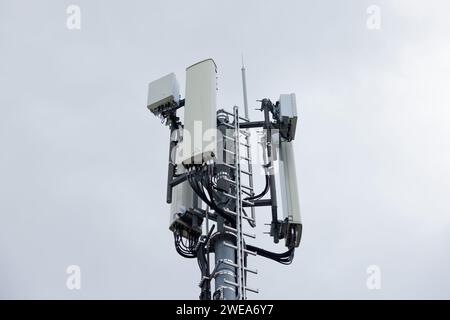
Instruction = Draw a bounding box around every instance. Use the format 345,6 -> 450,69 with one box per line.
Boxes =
146,58 -> 302,300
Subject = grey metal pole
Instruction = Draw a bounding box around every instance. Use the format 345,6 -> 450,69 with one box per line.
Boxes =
212,119 -> 238,300
213,220 -> 237,300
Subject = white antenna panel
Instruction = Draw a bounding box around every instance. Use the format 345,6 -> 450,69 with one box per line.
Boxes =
279,140 -> 302,225
180,59 -> 218,166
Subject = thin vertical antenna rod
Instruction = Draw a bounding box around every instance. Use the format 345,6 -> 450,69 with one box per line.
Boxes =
241,54 -> 249,119
241,54 -> 256,223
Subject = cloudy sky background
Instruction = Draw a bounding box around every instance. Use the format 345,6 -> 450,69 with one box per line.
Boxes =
0,0 -> 449,299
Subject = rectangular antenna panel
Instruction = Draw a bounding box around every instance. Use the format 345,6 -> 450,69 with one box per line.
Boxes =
279,140 -> 302,225
169,143 -> 195,234
147,73 -> 180,113
180,59 -> 217,166
169,175 -> 195,233
279,93 -> 298,141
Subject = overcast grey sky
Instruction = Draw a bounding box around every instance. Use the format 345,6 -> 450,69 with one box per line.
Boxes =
0,0 -> 449,299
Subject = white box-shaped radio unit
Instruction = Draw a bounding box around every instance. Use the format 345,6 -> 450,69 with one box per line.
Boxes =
147,73 -> 180,114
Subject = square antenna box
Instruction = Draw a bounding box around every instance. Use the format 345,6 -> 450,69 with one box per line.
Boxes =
279,93 -> 298,141
147,73 -> 180,114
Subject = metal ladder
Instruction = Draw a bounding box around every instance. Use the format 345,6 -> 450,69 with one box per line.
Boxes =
221,106 -> 259,298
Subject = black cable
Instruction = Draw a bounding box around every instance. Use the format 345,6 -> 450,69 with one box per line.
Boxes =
244,173 -> 270,201
187,168 -> 214,209
187,164 -> 252,229
243,134 -> 271,202
199,165 -> 236,225
177,234 -> 195,257
246,244 -> 295,265
173,229 -> 198,258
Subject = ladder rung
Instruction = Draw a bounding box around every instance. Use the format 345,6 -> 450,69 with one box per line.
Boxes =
224,243 -> 257,255
243,232 -> 256,239
245,286 -> 259,294
224,149 -> 235,155
225,206 -> 244,215
221,177 -> 253,191
224,280 -> 259,294
224,279 -> 240,288
223,208 -> 255,223
223,191 -> 237,199
222,192 -> 254,206
224,225 -> 256,239
223,208 -> 236,215
224,225 -> 237,233
224,242 -> 237,250
222,177 -> 235,184
222,163 -> 236,170
222,122 -> 234,128
223,135 -> 235,142
244,267 -> 258,274
223,260 -> 239,268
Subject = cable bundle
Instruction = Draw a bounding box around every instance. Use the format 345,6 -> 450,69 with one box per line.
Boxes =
187,165 -> 235,225
246,245 -> 295,265
186,164 -> 296,264
173,229 -> 198,258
